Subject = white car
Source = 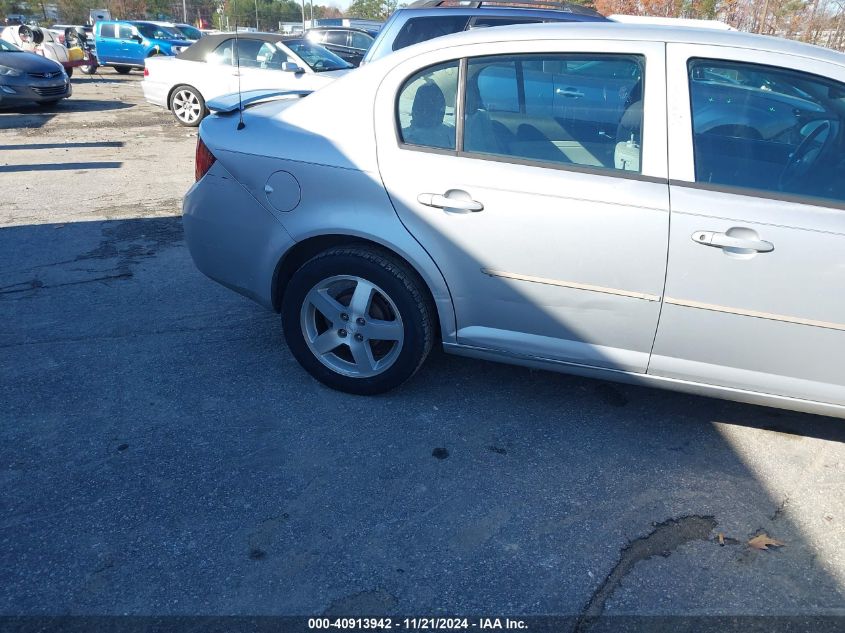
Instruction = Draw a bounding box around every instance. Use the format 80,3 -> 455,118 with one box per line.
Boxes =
142,32 -> 352,126
184,23 -> 845,418
1,25 -> 70,71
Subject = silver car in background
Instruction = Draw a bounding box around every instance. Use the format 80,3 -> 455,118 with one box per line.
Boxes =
183,23 -> 845,419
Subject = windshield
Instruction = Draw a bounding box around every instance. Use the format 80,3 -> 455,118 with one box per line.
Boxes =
176,25 -> 201,40
0,40 -> 21,52
135,23 -> 186,40
280,39 -> 352,72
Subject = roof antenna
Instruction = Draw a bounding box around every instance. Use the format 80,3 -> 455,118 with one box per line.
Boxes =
235,21 -> 245,130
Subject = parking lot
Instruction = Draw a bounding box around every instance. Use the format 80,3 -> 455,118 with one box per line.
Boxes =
1,72 -> 845,628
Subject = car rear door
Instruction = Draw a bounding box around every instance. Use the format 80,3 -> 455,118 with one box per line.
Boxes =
650,44 -> 845,407
375,39 -> 670,373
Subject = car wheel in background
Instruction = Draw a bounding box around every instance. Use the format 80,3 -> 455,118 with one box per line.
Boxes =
65,67 -> 73,77
282,246 -> 435,395
114,65 -> 131,74
80,63 -> 97,75
170,85 -> 206,127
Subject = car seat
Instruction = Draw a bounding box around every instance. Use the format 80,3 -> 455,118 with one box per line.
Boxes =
464,78 -> 502,154
404,82 -> 454,149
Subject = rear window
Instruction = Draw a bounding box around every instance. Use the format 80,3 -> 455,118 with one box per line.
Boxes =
392,16 -> 470,52
325,31 -> 347,45
469,17 -> 543,28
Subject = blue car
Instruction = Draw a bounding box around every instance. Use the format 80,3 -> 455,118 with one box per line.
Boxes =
94,20 -> 190,73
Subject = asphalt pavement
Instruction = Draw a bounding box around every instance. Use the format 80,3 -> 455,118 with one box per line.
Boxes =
1,71 -> 844,632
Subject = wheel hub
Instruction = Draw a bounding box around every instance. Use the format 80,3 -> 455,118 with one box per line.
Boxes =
300,275 -> 404,379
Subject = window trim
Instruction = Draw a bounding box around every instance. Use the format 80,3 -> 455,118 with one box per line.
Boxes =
669,179 -> 845,212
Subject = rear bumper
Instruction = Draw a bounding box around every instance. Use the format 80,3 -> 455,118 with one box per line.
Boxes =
183,162 -> 295,309
142,79 -> 169,109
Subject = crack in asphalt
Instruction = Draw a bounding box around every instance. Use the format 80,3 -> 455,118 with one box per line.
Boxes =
0,218 -> 184,299
770,496 -> 790,522
574,515 -> 717,633
0,272 -> 132,295
0,324 -> 267,350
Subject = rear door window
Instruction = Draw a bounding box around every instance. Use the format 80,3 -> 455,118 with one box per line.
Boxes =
235,39 -> 265,68
469,17 -> 543,29
325,31 -> 348,46
392,16 -> 470,52
466,53 -> 645,172
351,32 -> 373,50
99,24 -> 117,38
208,39 -> 234,65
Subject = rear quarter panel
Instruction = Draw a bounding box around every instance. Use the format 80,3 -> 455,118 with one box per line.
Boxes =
198,74 -> 457,339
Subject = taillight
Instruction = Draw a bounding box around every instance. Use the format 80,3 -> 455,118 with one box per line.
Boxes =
195,136 -> 216,182
143,67 -> 149,77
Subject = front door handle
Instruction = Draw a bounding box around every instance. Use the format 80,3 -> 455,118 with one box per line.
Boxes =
417,190 -> 483,212
692,230 -> 774,253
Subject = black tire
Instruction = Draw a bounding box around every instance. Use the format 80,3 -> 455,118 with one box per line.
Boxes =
282,246 -> 435,395
114,65 -> 131,74
169,84 -> 206,127
80,63 -> 97,75
65,66 -> 73,77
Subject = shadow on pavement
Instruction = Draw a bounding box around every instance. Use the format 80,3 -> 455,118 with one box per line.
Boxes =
0,217 -> 843,629
0,100 -> 134,129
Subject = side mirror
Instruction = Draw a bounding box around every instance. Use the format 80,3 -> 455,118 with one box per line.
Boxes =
131,34 -> 142,43
281,61 -> 303,73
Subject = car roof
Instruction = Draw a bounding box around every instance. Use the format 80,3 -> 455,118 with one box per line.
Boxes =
177,31 -> 305,62
398,21 -> 845,67
406,0 -> 602,16
308,26 -> 378,33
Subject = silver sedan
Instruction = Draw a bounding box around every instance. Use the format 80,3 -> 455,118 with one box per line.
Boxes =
183,23 -> 845,419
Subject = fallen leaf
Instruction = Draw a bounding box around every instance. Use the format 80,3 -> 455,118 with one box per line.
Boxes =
718,533 -> 725,546
748,533 -> 786,550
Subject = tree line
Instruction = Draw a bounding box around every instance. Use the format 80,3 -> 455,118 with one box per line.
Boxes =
595,0 -> 845,49
3,0 -> 844,51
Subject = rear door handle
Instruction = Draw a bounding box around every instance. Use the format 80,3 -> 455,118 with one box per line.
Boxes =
692,231 -> 774,253
417,190 -> 483,212
555,87 -> 584,98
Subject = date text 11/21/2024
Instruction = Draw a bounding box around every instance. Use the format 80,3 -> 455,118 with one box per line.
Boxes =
307,618 -> 528,630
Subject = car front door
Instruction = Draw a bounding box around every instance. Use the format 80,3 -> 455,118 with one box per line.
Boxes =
96,23 -> 121,63
650,44 -> 845,407
235,39 -> 305,92
375,41 -> 670,373
119,24 -> 143,64
200,37 -> 237,100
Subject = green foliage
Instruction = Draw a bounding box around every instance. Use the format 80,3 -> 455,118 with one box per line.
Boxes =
347,0 -> 397,21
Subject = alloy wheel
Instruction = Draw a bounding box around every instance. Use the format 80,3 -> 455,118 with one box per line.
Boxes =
172,89 -> 202,124
300,275 -> 404,378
